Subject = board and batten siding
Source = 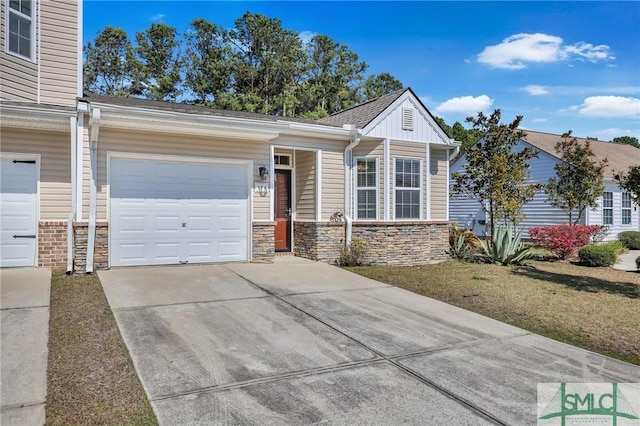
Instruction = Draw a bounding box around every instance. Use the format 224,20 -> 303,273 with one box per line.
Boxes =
353,140 -> 384,220
0,0 -> 78,105
366,98 -> 449,144
294,150 -> 316,220
429,148 -> 448,221
390,141 -> 427,220
588,182 -> 640,240
83,128 -> 271,221
1,127 -> 71,220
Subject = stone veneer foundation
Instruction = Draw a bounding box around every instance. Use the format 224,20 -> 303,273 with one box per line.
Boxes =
73,222 -> 108,273
294,221 -> 450,266
252,221 -> 276,263
38,221 -> 68,272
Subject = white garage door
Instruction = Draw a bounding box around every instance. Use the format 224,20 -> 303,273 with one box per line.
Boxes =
0,155 -> 38,267
110,157 -> 249,267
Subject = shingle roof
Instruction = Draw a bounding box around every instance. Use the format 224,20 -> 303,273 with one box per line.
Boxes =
522,129 -> 640,178
317,88 -> 408,128
80,93 -> 342,128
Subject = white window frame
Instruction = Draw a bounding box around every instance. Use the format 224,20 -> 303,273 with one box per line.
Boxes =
355,156 -> 378,221
602,191 -> 613,225
622,192 -> 632,226
393,157 -> 422,220
5,0 -> 36,62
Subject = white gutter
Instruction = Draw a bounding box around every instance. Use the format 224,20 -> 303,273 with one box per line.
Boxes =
343,124 -> 362,247
86,107 -> 101,273
66,116 -> 77,274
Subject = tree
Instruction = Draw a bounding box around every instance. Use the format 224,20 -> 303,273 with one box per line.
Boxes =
614,165 -> 640,205
451,110 -> 539,243
83,26 -> 136,96
546,131 -> 608,224
134,23 -> 183,101
183,18 -> 232,106
356,72 -> 403,103
612,136 -> 640,148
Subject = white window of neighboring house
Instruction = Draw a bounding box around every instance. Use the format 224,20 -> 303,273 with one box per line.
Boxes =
602,191 -> 613,225
394,158 -> 421,220
356,157 -> 377,220
622,192 -> 632,225
7,0 -> 34,61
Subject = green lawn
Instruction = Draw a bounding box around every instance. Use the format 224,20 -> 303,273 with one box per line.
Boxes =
46,273 -> 157,426
347,260 -> 640,365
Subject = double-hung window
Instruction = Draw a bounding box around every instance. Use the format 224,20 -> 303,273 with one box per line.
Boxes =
622,192 -> 632,225
602,192 -> 613,225
394,158 -> 421,219
356,157 -> 377,220
7,0 -> 34,60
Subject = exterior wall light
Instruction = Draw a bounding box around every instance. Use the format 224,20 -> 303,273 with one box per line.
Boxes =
258,165 -> 269,181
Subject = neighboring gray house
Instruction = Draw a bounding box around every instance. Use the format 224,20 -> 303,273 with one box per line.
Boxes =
449,130 -> 640,240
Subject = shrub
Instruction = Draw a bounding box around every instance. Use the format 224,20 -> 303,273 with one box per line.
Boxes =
578,244 -> 618,267
480,225 -> 533,266
591,225 -> 611,243
618,231 -> 640,250
636,256 -> 640,271
528,224 -> 600,260
449,224 -> 480,260
338,237 -> 368,266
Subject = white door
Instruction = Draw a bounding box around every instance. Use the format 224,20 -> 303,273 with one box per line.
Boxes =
110,157 -> 249,267
0,155 -> 38,267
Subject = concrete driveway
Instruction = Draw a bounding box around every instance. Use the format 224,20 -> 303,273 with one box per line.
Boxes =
99,257 -> 640,425
0,268 -> 51,426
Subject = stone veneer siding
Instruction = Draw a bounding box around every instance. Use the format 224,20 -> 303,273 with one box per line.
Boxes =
38,221 -> 68,271
73,222 -> 108,273
294,221 -> 450,266
252,221 -> 276,263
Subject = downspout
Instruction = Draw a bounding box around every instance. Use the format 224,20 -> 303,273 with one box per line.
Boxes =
66,116 -> 77,274
343,124 -> 362,246
86,107 -> 101,273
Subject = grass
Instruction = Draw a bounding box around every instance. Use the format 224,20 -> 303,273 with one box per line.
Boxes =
46,273 -> 158,426
346,260 -> 640,365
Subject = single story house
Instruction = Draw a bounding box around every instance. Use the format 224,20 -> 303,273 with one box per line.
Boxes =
449,130 -> 640,239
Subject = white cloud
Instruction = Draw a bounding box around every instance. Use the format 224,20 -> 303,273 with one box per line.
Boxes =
477,33 -> 613,69
532,118 -> 548,123
524,85 -> 551,96
149,13 -> 165,22
574,96 -> 640,118
434,95 -> 493,115
298,30 -> 317,46
597,128 -> 635,136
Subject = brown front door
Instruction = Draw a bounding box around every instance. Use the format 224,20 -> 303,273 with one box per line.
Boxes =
274,169 -> 291,251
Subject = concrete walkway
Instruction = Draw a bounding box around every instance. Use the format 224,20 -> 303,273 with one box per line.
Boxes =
613,249 -> 640,272
0,268 -> 51,426
99,257 -> 640,425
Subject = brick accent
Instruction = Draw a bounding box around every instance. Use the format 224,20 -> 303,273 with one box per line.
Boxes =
38,221 -> 68,272
294,221 -> 451,266
73,222 -> 108,273
252,221 -> 276,263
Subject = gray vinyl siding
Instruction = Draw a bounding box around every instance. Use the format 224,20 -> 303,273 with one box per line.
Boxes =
430,148 -> 448,221
1,126 -> 71,220
294,150 -> 316,220
390,141 -> 427,220
0,0 -> 78,105
85,128 -> 271,221
353,140 -> 384,220
588,181 -> 640,240
321,150 -> 345,220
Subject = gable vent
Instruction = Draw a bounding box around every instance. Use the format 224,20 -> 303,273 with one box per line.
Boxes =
402,107 -> 415,131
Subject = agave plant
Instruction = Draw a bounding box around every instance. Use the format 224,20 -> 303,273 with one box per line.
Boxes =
480,225 -> 533,266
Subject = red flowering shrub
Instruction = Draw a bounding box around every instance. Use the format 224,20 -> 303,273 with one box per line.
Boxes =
528,225 -> 601,259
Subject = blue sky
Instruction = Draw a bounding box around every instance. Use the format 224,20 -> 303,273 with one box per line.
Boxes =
83,1 -> 640,140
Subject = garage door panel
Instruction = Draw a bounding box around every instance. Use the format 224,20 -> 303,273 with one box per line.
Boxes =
1,156 -> 37,267
110,157 -> 248,267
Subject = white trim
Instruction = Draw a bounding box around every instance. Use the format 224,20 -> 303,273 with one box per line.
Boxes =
76,114 -> 84,221
316,150 -> 322,221
383,138 -> 390,221
354,156 -> 379,221
4,0 -> 37,63
106,151 -> 253,267
77,0 -> 83,98
445,148 -> 450,220
36,0 -> 40,102
426,143 -> 431,221
273,153 -> 293,169
269,145 -> 275,222
392,156 -> 423,221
